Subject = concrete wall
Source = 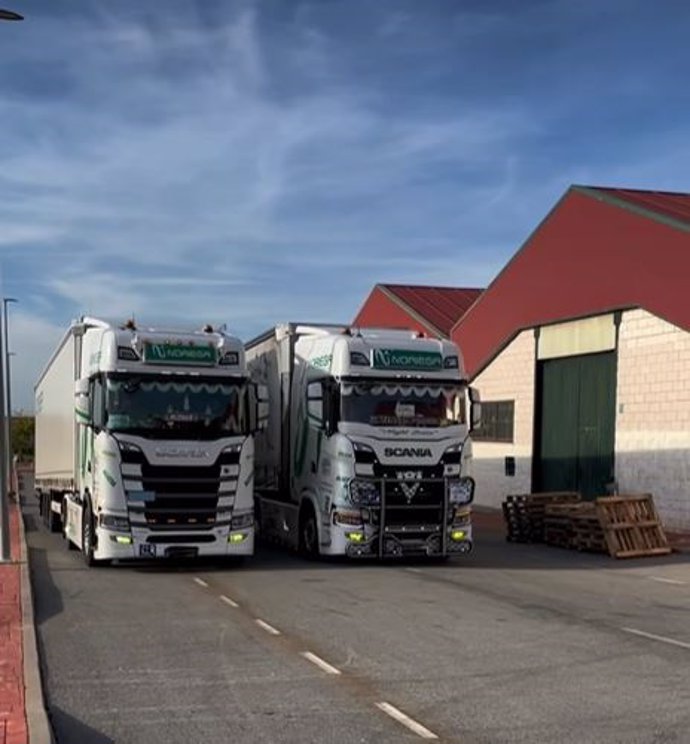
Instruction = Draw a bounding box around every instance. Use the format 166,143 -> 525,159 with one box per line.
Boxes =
471,330 -> 536,508
615,309 -> 690,531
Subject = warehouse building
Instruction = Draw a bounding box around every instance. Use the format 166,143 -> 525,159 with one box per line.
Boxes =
355,186 -> 690,531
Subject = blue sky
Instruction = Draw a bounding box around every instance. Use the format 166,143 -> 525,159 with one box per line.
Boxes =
1,0 -> 689,410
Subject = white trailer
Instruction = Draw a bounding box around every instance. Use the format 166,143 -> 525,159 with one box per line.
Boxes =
246,324 -> 480,559
35,317 -> 266,565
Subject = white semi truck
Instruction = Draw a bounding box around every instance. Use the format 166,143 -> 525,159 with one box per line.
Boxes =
246,324 -> 480,559
35,317 -> 265,565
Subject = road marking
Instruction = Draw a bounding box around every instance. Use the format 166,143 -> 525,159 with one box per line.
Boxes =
376,702 -> 438,740
622,627 -> 690,650
649,576 -> 686,586
193,577 -> 209,588
220,594 -> 239,608
301,651 -> 342,675
405,568 -> 424,574
255,618 -> 281,636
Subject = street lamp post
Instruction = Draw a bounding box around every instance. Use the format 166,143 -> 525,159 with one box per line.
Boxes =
3,298 -> 17,498
0,10 -> 21,562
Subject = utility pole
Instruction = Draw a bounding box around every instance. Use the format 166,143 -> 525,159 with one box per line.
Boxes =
0,300 -> 8,561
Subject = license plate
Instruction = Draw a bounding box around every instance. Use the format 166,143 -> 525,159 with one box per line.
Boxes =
139,544 -> 156,558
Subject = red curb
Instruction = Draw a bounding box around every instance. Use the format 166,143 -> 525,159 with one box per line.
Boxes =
0,502 -> 26,744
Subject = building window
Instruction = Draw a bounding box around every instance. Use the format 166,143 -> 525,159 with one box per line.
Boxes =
473,400 -> 514,443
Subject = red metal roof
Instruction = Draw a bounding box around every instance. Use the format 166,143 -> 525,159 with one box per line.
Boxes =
380,284 -> 482,337
586,186 -> 690,227
452,186 -> 690,378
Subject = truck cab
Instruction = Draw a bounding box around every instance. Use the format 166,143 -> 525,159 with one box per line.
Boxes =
248,324 -> 480,559
36,317 -> 266,565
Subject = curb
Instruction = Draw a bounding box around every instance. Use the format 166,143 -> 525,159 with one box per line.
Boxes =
17,502 -> 54,744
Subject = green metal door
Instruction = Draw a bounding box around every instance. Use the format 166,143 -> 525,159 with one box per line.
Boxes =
536,352 -> 615,499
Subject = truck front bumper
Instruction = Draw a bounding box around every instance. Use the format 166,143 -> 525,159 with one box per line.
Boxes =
94,526 -> 255,560
325,523 -> 473,558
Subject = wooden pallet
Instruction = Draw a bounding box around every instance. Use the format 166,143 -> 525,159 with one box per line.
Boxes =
503,492 -> 580,543
571,513 -> 607,553
595,495 -> 671,558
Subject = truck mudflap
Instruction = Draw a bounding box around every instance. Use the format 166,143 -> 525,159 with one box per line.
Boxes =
343,475 -> 474,558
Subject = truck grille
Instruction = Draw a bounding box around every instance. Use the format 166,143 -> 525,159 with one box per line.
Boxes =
371,464 -> 447,531
123,448 -> 240,530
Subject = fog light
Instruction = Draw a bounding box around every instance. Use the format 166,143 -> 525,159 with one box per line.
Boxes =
228,532 -> 247,543
114,535 -> 133,545
346,531 -> 365,543
451,530 -> 466,542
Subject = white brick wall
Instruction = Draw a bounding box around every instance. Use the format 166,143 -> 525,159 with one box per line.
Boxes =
616,309 -> 690,531
469,310 -> 690,531
471,330 -> 536,508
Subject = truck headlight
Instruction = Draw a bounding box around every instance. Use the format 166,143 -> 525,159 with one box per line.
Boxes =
99,513 -> 131,532
349,479 -> 380,505
448,477 -> 475,505
231,512 -> 254,530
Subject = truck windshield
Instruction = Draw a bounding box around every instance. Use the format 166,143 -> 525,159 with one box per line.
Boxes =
104,375 -> 248,439
340,382 -> 466,428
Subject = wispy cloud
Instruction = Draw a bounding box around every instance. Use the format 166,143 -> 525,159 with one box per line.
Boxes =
1,0 -> 690,408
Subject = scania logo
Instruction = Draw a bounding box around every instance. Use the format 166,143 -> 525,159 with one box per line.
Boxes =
384,447 -> 433,458
154,447 -> 209,459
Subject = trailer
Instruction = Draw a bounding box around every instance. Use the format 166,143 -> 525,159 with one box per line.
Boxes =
35,317 -> 266,565
246,324 -> 480,559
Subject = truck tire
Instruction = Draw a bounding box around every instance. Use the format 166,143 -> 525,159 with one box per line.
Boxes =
299,503 -> 319,560
82,501 -> 101,567
48,504 -> 61,534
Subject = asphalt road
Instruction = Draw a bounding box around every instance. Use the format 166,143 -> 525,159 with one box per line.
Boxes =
25,501 -> 690,744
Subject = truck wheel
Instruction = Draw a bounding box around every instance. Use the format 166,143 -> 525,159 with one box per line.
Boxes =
254,500 -> 262,544
299,504 -> 319,560
82,502 -> 97,567
48,507 -> 61,534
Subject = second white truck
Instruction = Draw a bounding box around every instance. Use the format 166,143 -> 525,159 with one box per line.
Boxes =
246,324 -> 480,559
35,317 -> 266,565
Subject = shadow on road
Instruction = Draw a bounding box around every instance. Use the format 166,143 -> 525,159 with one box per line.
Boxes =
48,706 -> 115,744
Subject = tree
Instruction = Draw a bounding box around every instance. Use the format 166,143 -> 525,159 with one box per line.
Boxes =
11,416 -> 34,461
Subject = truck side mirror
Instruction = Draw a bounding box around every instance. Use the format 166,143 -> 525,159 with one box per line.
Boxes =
469,386 -> 481,432
75,378 -> 92,425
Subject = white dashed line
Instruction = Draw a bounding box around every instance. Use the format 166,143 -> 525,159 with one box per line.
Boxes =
622,627 -> 690,650
220,595 -> 239,608
405,568 -> 424,574
301,651 -> 342,675
193,577 -> 209,588
649,576 -> 686,586
255,618 -> 281,636
376,702 -> 438,740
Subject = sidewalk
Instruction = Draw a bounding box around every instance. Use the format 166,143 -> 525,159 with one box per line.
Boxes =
0,500 -> 26,744
0,498 -> 52,744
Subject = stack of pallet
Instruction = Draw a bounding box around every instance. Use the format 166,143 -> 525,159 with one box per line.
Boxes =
503,492 -> 580,543
596,495 -> 671,559
502,492 -> 670,559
